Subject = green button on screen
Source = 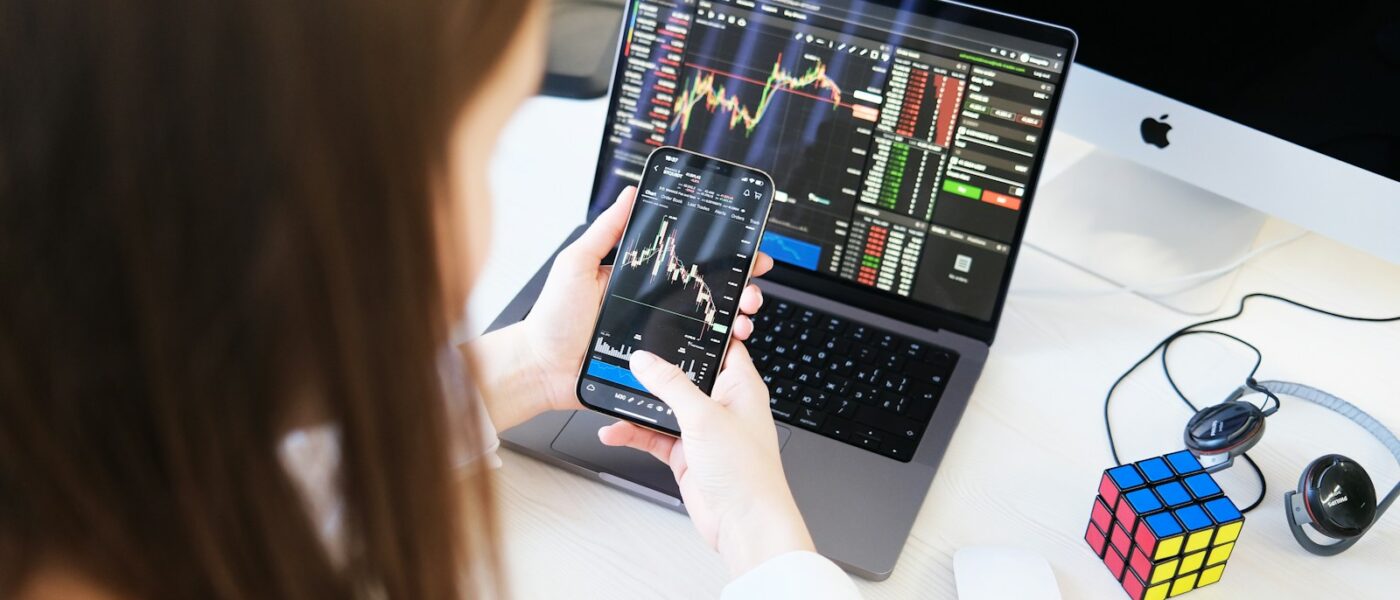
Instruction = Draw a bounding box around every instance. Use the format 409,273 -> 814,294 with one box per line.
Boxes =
942,179 -> 982,199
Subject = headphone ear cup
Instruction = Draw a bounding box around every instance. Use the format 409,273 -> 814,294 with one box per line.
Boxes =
1184,401 -> 1265,457
1299,454 -> 1378,540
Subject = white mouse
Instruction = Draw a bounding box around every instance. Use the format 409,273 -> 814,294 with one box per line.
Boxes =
954,546 -> 1062,600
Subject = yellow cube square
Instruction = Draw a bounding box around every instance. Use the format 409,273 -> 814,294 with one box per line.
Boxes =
1207,542 -> 1234,565
1151,558 -> 1179,585
1144,583 -> 1171,600
1169,572 -> 1198,597
1178,550 -> 1205,574
1154,535 -> 1184,559
1197,564 -> 1226,587
1184,529 -> 1213,553
1215,521 -> 1243,544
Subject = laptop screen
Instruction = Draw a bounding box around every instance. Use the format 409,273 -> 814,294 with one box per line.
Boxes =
586,0 -> 1074,327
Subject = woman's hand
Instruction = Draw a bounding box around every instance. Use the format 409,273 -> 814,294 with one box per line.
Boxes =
469,186 -> 774,430
597,343 -> 815,577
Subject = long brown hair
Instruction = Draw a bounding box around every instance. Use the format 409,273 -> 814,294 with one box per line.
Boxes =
0,0 -> 535,597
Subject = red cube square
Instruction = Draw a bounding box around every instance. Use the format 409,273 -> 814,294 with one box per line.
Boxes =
1085,521 -> 1108,557
1103,544 -> 1127,580
1128,546 -> 1152,582
1121,565 -> 1148,600
1114,497 -> 1139,532
1110,522 -> 1132,556
1099,472 -> 1122,509
1091,496 -> 1113,532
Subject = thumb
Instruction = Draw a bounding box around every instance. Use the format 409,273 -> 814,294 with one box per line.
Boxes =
558,186 -> 635,270
630,351 -> 714,428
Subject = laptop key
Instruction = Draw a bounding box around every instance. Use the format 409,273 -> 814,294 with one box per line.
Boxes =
881,374 -> 909,393
878,391 -> 908,414
876,333 -> 899,350
795,407 -> 825,430
855,435 -> 882,451
907,385 -> 942,421
850,384 -> 878,404
903,342 -> 926,361
833,398 -> 857,419
855,346 -> 877,364
851,424 -> 883,442
926,350 -> 956,366
829,358 -> 856,376
820,417 -> 853,440
854,406 -> 920,440
770,398 -> 798,422
907,362 -> 948,386
823,338 -> 851,355
880,439 -> 916,461
771,383 -> 797,400
797,388 -> 827,410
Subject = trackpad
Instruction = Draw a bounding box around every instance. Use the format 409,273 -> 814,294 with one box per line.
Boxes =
551,410 -> 681,499
550,411 -> 794,503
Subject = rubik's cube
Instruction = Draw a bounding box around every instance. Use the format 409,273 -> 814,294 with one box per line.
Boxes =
1085,451 -> 1245,599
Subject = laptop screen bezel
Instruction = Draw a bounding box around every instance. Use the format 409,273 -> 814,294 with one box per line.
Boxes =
582,0 -> 1078,344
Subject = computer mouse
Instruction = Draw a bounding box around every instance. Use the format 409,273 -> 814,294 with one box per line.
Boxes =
954,546 -> 1062,600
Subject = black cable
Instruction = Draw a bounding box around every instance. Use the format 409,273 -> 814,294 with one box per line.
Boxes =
1101,292 -> 1400,513
1161,330 -> 1280,417
1159,329 -> 1271,512
1237,454 -> 1268,513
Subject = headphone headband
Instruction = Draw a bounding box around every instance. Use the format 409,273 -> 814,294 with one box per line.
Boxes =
1226,380 -> 1400,467
1233,380 -> 1400,553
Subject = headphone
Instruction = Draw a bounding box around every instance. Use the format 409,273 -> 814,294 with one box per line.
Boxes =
1184,380 -> 1400,556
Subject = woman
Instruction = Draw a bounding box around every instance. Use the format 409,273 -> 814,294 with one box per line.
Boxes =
0,0 -> 860,598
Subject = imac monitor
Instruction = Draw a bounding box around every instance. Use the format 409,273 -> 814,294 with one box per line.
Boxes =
972,2 -> 1400,307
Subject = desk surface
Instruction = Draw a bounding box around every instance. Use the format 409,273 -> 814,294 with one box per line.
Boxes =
468,96 -> 1400,599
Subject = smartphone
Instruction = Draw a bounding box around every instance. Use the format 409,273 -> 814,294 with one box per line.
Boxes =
577,147 -> 775,435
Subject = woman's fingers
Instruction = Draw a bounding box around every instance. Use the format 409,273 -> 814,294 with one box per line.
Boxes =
598,421 -> 677,465
716,340 -> 771,416
732,315 -> 753,341
752,251 -> 775,278
559,186 -> 635,270
629,351 -> 719,420
738,283 -> 763,316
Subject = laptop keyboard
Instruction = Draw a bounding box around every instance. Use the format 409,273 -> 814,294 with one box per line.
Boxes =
747,300 -> 958,463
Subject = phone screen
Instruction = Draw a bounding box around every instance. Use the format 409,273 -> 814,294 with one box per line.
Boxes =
578,147 -> 773,434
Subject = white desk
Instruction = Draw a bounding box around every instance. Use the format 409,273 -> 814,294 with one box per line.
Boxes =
468,96 -> 1400,599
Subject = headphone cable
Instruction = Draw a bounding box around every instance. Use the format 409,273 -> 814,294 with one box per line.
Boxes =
1102,292 -> 1400,513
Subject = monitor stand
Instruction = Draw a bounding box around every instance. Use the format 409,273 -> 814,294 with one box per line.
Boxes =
1023,149 -> 1268,315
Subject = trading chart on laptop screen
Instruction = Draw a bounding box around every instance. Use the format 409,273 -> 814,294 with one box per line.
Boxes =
592,0 -> 1069,321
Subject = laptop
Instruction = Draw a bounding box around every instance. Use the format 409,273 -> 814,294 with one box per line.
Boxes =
487,0 -> 1076,580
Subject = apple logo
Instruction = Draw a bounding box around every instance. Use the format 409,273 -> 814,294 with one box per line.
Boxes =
1140,114 -> 1172,148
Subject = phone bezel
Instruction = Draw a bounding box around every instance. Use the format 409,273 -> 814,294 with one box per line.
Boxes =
575,146 -> 776,437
